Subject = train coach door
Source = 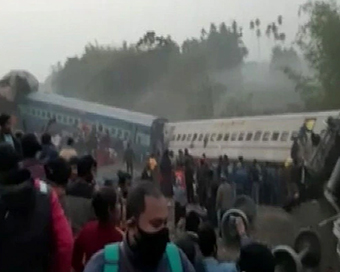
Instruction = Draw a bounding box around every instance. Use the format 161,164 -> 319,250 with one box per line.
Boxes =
150,118 -> 168,155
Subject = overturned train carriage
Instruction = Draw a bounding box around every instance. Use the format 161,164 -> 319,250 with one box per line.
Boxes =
220,116 -> 340,271
18,92 -> 168,161
0,69 -> 168,162
165,111 -> 340,163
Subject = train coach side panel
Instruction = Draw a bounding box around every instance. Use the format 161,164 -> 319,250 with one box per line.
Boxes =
166,111 -> 338,162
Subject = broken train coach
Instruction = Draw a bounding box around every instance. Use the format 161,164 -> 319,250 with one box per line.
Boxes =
15,91 -> 167,161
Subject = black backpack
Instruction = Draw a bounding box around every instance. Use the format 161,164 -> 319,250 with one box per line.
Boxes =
0,180 -> 52,272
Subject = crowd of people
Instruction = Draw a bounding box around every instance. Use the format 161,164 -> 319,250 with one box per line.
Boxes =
0,111 -> 278,272
137,147 -> 292,228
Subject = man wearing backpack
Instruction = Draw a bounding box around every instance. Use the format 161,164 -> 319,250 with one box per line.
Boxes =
84,181 -> 195,272
0,143 -> 73,272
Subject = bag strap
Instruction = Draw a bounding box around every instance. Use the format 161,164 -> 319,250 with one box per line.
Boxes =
104,243 -> 120,272
166,243 -> 183,272
38,180 -> 48,194
34,179 -> 49,195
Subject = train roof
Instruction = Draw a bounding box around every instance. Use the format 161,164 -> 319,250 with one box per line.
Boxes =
27,92 -> 157,126
169,110 -> 340,126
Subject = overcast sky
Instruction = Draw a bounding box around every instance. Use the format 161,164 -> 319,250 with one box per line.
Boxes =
0,0 -> 306,81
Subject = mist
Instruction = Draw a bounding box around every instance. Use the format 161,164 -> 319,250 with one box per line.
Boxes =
23,0 -> 313,121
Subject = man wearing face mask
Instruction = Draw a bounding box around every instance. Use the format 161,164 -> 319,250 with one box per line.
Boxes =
84,181 -> 195,272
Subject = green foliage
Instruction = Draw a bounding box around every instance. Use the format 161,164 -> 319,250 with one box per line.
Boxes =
271,46 -> 301,71
295,0 -> 340,109
50,22 -> 247,119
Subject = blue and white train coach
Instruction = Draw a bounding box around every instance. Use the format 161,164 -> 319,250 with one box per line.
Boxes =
18,91 -> 167,161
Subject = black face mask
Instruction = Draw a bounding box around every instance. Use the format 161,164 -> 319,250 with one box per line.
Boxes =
131,226 -> 170,268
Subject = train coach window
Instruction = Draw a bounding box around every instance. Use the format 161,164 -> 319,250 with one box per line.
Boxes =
176,134 -> 181,141
124,131 -> 129,140
46,112 -> 51,119
210,133 -> 216,141
74,119 -> 79,126
290,131 -> 298,141
217,133 -> 223,141
231,132 -> 237,141
238,132 -> 245,141
254,131 -> 262,141
271,132 -> 280,141
198,134 -> 204,141
187,134 -> 192,141
246,132 -> 253,141
262,131 -> 270,141
280,131 -> 289,141
171,134 -> 176,141
192,133 -> 198,141
117,130 -> 122,139
223,133 -> 230,141
181,134 -> 186,141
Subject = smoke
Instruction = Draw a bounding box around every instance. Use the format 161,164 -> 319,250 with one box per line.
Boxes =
132,60 -> 306,121
212,61 -> 304,116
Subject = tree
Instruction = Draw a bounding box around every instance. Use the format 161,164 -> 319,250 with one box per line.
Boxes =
49,24 -> 247,120
250,18 -> 262,59
200,28 -> 207,40
271,46 -> 301,71
296,0 -> 340,109
263,16 -> 286,44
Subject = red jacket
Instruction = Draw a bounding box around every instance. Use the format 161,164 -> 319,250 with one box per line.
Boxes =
35,180 -> 74,272
72,221 -> 124,272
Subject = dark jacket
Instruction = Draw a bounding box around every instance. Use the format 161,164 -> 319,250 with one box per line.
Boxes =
0,133 -> 22,157
40,144 -> 58,163
176,232 -> 206,272
65,179 -> 96,234
0,169 -> 73,272
66,179 -> 94,199
124,148 -> 135,164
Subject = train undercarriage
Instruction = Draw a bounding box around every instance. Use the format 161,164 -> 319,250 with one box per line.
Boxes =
221,116 -> 340,271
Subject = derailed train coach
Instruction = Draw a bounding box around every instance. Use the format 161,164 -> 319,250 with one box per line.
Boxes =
0,70 -> 168,161
164,111 -> 340,163
18,92 -> 168,161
